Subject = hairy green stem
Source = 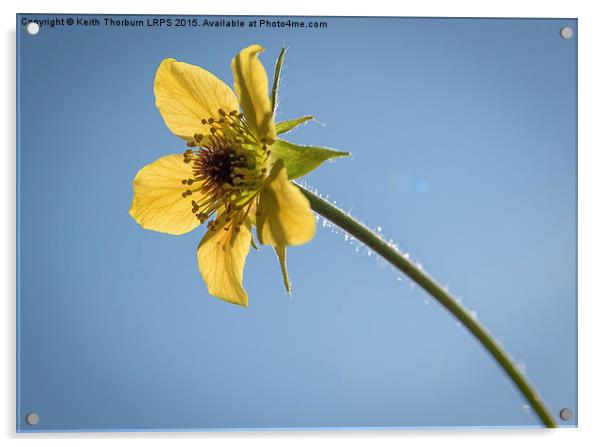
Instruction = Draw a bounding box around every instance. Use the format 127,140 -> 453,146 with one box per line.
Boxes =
298,184 -> 558,428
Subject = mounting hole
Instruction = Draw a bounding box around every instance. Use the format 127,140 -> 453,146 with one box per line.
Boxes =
25,412 -> 39,425
559,408 -> 573,421
560,26 -> 573,39
25,22 -> 40,35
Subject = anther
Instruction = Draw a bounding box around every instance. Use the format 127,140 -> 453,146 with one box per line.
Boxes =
210,127 -> 217,134
208,117 -> 215,124
218,109 -> 226,116
201,119 -> 207,125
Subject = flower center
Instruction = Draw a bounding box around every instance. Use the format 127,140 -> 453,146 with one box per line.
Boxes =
180,109 -> 268,226
200,146 -> 242,186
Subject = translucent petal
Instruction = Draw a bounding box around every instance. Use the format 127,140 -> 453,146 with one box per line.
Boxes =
154,58 -> 239,141
197,214 -> 253,307
231,45 -> 276,144
129,154 -> 202,235
256,159 -> 315,247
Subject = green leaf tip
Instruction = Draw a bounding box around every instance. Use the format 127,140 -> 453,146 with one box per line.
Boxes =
276,115 -> 314,135
271,139 -> 350,180
274,245 -> 291,294
271,47 -> 287,113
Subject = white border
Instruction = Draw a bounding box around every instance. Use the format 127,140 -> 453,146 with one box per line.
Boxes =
3,1 -> 600,446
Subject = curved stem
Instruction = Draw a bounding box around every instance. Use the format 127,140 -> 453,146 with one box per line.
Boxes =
298,184 -> 558,428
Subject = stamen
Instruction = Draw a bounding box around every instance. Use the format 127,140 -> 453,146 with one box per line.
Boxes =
181,111 -> 268,229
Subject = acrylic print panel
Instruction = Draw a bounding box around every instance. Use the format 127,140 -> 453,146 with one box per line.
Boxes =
16,15 -> 577,431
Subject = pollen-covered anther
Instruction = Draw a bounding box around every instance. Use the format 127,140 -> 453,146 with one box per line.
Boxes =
195,212 -> 208,222
182,149 -> 194,163
178,108 -> 267,230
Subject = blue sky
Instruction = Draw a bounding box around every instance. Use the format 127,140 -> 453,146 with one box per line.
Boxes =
17,15 -> 576,430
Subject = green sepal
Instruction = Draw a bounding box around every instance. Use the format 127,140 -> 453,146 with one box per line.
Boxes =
274,245 -> 291,294
250,234 -> 259,250
271,47 -> 286,113
275,115 -> 314,135
270,139 -> 350,180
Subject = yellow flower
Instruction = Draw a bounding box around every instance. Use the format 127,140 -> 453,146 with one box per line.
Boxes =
130,45 -> 347,306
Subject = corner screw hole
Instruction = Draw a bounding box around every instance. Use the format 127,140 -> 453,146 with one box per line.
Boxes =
559,408 -> 573,421
25,412 -> 39,425
560,26 -> 573,39
26,22 -> 40,35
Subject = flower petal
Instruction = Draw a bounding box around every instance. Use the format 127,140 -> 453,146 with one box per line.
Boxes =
197,214 -> 253,306
154,58 -> 239,141
256,159 -> 316,247
129,154 -> 201,235
231,45 -> 276,145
